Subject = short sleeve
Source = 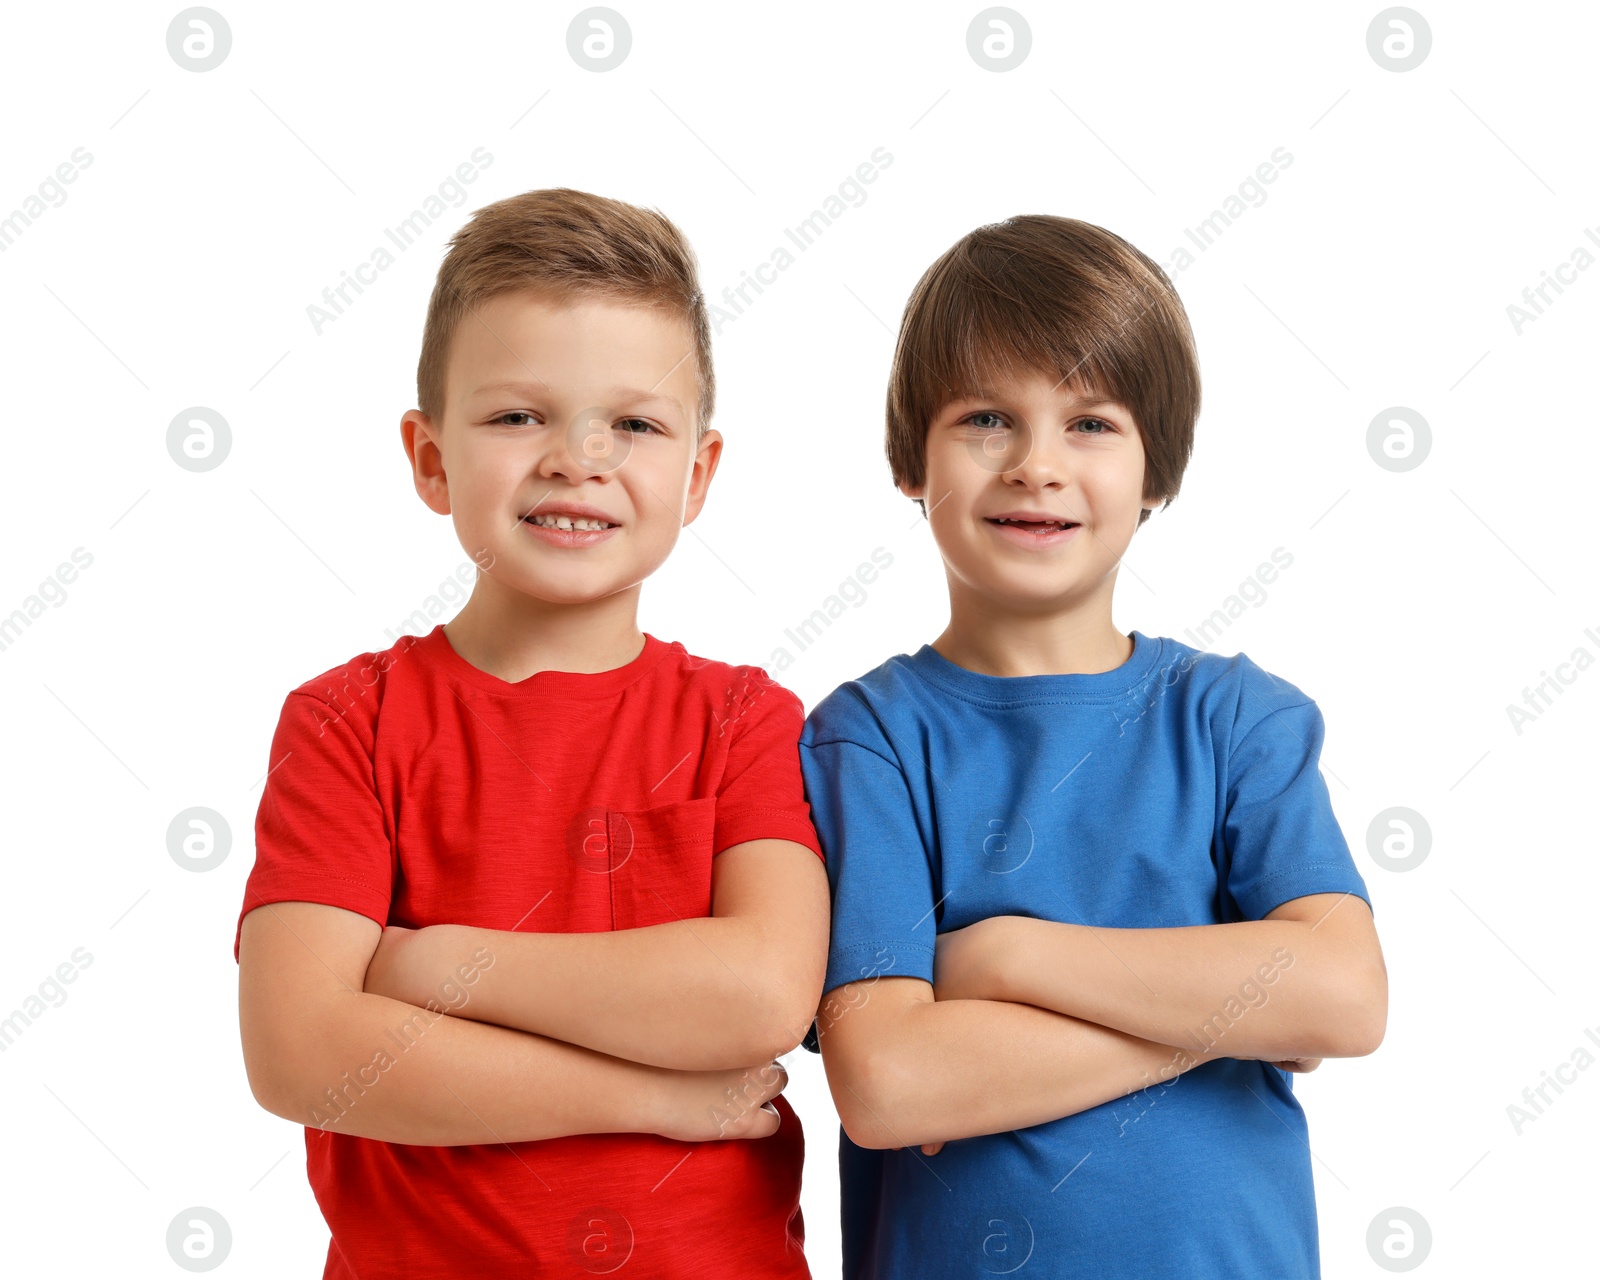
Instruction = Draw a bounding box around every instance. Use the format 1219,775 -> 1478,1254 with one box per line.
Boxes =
799,729 -> 938,1000
1221,696 -> 1373,922
232,691 -> 394,962
712,674 -> 824,861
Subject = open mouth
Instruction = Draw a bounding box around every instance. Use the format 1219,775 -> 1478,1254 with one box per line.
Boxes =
986,517 -> 1079,532
522,514 -> 618,532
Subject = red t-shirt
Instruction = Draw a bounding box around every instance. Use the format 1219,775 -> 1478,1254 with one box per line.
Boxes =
234,625 -> 825,1279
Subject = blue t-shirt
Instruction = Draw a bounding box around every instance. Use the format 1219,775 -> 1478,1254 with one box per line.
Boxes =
797,630 -> 1373,1280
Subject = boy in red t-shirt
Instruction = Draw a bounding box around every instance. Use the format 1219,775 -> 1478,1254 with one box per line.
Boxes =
234,188 -> 830,1279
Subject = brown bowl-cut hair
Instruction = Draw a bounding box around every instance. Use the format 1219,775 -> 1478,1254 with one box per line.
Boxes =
886,215 -> 1199,526
416,187 -> 714,437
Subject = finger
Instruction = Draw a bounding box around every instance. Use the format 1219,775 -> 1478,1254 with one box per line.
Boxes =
751,1115 -> 780,1138
745,1105 -> 781,1139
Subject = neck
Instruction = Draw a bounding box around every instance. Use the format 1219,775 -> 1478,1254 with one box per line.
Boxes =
444,578 -> 646,683
934,581 -> 1129,677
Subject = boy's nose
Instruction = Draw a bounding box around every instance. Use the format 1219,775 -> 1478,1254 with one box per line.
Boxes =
538,407 -> 631,480
996,428 -> 1071,489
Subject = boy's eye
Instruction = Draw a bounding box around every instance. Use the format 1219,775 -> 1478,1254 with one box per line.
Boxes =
961,412 -> 1116,434
492,412 -> 661,434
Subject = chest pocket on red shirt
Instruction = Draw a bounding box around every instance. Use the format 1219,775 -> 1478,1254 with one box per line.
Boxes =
603,796 -> 718,930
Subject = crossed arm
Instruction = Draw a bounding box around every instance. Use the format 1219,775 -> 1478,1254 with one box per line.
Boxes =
359,838 -> 832,1071
819,892 -> 1388,1151
239,838 -> 829,1146
933,891 -> 1389,1060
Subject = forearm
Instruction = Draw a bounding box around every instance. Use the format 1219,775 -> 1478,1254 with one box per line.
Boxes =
981,915 -> 1372,1059
263,988 -> 671,1145
388,922 -> 805,1071
823,988 -> 1218,1149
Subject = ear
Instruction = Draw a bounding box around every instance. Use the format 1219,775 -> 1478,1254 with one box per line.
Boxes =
401,410 -> 451,516
680,427 -> 724,527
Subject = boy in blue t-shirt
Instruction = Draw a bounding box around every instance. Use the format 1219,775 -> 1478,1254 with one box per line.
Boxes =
798,215 -> 1388,1279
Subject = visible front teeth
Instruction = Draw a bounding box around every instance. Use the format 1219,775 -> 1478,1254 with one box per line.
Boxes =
995,518 -> 1074,528
529,514 -> 612,531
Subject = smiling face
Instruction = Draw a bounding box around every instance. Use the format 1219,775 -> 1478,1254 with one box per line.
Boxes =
900,366 -> 1162,618
401,288 -> 719,612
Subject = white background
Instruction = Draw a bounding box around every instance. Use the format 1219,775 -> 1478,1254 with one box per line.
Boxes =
1,0 -> 1596,1275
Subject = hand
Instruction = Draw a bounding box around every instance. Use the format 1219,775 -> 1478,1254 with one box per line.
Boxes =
650,1060 -> 790,1143
932,917 -> 1010,1003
